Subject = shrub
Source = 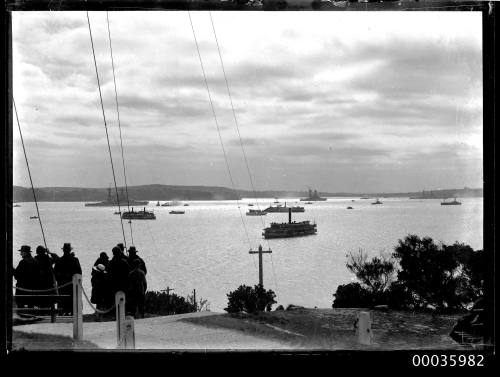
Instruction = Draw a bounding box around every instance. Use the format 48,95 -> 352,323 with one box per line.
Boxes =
332,282 -> 372,308
225,284 -> 277,313
144,291 -> 197,316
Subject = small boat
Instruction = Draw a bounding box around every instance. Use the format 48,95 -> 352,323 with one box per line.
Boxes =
162,200 -> 181,207
183,203 -> 189,206
30,216 -> 38,219
273,198 -> 280,204
248,203 -> 254,207
372,198 -> 383,205
441,198 -> 462,206
156,201 -> 161,206
360,197 -> 369,199
347,206 -> 353,209
300,188 -> 327,202
169,210 -> 185,214
246,209 -> 267,216
121,207 -> 156,220
305,201 -> 313,204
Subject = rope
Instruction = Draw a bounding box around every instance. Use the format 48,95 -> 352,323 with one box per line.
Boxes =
86,11 -> 128,251
14,280 -> 73,293
188,12 -> 252,251
80,282 -> 116,314
106,11 -> 134,248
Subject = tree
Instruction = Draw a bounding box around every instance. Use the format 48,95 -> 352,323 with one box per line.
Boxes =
225,284 -> 277,313
346,249 -> 395,301
393,235 -> 466,311
332,282 -> 372,308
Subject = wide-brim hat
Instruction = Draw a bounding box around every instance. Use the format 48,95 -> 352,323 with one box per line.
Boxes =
128,246 -> 137,253
18,245 -> 31,253
62,243 -> 73,252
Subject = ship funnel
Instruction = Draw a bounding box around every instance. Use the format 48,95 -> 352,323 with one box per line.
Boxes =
289,208 -> 292,224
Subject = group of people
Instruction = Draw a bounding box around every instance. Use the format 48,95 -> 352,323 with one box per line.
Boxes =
14,241 -> 147,318
90,243 -> 148,318
14,243 -> 82,315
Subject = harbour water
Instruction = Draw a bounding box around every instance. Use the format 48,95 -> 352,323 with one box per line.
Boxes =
12,197 -> 483,313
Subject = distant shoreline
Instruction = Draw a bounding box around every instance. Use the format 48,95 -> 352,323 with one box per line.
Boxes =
12,184 -> 483,203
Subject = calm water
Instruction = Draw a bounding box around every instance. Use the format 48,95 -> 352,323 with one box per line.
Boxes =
12,197 -> 483,313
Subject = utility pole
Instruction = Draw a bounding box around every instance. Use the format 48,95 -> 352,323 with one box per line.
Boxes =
249,244 -> 272,287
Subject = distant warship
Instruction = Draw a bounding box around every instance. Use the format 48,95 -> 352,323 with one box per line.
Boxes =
85,187 -> 149,207
300,188 -> 327,201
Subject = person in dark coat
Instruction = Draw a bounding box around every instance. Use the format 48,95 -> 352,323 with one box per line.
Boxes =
127,246 -> 147,275
127,259 -> 147,318
90,263 -> 112,312
93,252 -> 109,269
53,243 -> 82,315
34,245 -> 57,307
14,245 -> 39,308
107,246 -> 130,296
117,243 -> 128,263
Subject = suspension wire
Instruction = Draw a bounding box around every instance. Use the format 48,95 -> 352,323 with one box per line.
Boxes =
188,12 -> 252,250
208,12 -> 278,291
14,98 -> 59,294
86,11 -> 128,251
13,99 -> 48,251
106,11 -> 134,248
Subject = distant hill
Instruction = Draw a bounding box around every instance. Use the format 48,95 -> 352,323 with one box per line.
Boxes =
12,185 -> 483,203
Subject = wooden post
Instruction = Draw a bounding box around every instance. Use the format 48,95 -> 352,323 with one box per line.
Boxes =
249,245 -> 272,288
356,311 -> 373,345
72,274 -> 83,341
115,291 -> 126,348
122,316 -> 135,349
193,289 -> 197,311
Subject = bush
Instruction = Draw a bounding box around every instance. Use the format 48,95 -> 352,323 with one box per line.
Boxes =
144,291 -> 197,316
225,284 -> 277,313
332,282 -> 372,308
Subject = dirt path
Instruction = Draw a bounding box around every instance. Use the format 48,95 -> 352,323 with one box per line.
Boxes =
13,311 -> 292,350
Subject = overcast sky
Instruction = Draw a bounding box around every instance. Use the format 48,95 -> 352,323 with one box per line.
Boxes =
12,11 -> 482,193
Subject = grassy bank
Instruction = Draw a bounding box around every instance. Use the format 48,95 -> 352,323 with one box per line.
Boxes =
180,308 -> 463,350
11,330 -> 100,350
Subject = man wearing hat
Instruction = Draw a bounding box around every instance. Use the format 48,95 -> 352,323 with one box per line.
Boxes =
107,246 -> 130,296
34,245 -> 57,307
127,246 -> 147,275
14,245 -> 39,308
127,258 -> 147,318
54,243 -> 82,315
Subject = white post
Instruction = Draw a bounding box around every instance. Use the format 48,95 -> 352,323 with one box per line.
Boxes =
72,274 -> 83,341
115,291 -> 126,348
123,316 -> 136,349
356,311 -> 373,345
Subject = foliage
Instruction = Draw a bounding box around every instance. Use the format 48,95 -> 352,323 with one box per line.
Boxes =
225,284 -> 277,313
332,282 -> 372,308
144,290 -> 197,316
346,249 -> 395,298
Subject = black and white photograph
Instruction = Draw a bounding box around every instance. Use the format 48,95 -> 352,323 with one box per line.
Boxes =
4,0 -> 495,359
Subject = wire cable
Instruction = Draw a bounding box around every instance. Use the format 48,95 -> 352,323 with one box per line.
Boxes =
188,12 -> 252,250
106,11 -> 134,249
86,11 -> 128,250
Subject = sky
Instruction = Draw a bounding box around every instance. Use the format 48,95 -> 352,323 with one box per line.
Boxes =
12,11 -> 483,193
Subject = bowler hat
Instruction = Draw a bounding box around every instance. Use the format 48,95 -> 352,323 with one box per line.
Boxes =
18,245 -> 31,253
128,246 -> 137,253
62,243 -> 73,252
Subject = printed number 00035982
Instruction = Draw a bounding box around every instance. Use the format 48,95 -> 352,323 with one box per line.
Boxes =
412,354 -> 484,367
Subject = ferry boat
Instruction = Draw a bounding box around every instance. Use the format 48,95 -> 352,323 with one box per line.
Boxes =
169,210 -> 185,214
162,200 -> 182,207
441,198 -> 462,206
371,198 -> 383,205
264,202 -> 305,213
262,209 -> 317,239
121,207 -> 156,220
246,209 -> 267,216
347,206 -> 353,209
300,188 -> 327,201
85,187 -> 148,207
